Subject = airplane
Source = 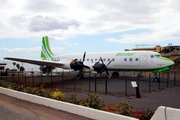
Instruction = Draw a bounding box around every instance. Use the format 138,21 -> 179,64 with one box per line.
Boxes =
4,36 -> 174,79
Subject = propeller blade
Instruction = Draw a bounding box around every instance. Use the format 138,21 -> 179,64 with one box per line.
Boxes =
84,65 -> 90,69
105,69 -> 109,77
83,52 -> 86,62
100,56 -> 104,64
107,60 -> 112,66
71,60 -> 75,64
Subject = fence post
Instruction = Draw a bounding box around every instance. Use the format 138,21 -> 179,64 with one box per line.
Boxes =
32,72 -> 34,87
137,74 -> 140,89
41,72 -> 43,85
61,72 -> 64,89
167,71 -> 169,88
95,74 -> 97,92
125,76 -> 127,96
51,72 -> 52,88
105,75 -> 107,94
174,72 -> 176,86
158,72 -> 161,89
24,72 -> 26,85
18,72 -> 19,84
149,74 -> 151,92
89,73 -> 91,92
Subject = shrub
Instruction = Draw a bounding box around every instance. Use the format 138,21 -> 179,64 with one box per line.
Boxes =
22,86 -> 38,94
51,89 -> 65,100
116,101 -> 134,116
143,109 -> 154,120
66,93 -> 79,104
79,92 -> 104,109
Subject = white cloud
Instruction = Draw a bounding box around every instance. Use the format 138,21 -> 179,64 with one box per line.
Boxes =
61,41 -> 78,46
0,0 -> 180,44
29,15 -> 80,32
0,47 -> 41,53
0,47 -> 64,53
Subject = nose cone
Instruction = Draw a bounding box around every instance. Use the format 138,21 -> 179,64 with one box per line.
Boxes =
160,57 -> 174,67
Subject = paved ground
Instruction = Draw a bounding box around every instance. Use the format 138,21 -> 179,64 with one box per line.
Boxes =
0,93 -> 93,120
0,72 -> 180,119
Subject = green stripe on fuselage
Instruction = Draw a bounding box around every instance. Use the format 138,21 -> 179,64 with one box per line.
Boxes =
116,52 -> 135,56
157,57 -> 173,62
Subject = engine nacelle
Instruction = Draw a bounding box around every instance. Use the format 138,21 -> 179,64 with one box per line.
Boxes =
93,62 -> 107,74
70,60 -> 83,71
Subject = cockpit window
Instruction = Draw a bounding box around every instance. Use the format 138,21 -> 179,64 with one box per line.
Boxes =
151,54 -> 161,58
151,55 -> 154,58
154,54 -> 161,57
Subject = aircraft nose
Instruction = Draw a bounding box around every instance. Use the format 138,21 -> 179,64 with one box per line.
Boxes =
167,58 -> 174,66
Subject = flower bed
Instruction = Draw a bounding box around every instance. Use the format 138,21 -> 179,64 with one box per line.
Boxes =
0,83 -> 154,120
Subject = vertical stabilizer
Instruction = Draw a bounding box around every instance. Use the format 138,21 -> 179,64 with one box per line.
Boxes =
41,36 -> 55,61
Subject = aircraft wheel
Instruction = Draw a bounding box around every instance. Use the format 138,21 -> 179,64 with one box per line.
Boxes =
154,77 -> 159,82
112,72 -> 119,77
76,74 -> 84,80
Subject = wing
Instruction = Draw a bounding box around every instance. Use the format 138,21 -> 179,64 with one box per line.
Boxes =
4,57 -> 65,67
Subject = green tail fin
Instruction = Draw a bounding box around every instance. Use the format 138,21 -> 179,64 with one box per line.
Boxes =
41,36 -> 55,61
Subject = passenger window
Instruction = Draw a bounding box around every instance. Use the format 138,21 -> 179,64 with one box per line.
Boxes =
124,58 -> 127,61
87,59 -> 89,61
135,58 -> 138,61
103,58 -> 106,61
95,59 -> 97,61
112,58 -> 115,61
151,55 -> 154,58
129,58 -> 132,61
108,58 -> 110,61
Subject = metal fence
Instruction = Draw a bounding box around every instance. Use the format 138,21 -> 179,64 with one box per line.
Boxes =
0,70 -> 180,97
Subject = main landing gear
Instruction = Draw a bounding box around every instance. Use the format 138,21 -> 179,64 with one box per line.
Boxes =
154,73 -> 160,82
112,71 -> 119,77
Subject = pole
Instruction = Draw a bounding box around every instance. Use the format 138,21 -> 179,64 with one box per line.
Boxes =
125,76 -> 127,96
18,72 -> 19,84
51,72 -> 52,88
149,74 -> 151,92
174,72 -> 176,86
167,72 -> 169,88
105,75 -> 107,94
62,71 -> 64,89
158,72 -> 160,89
32,72 -> 34,87
89,73 -> 91,92
24,72 -> 26,85
74,74 -> 76,91
138,74 -> 140,89
95,74 -> 97,92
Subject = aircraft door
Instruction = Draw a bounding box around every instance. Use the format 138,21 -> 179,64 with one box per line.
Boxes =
139,55 -> 147,66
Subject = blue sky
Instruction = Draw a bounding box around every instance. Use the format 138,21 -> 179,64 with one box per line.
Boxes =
1,0 -> 180,70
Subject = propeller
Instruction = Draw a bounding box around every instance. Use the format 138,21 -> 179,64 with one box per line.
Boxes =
70,52 -> 92,75
93,56 -> 112,78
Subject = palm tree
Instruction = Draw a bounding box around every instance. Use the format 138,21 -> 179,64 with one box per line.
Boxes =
12,62 -> 16,71
16,64 -> 20,71
20,66 -> 25,72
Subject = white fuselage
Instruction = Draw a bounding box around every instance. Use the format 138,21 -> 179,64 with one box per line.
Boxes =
53,51 -> 174,72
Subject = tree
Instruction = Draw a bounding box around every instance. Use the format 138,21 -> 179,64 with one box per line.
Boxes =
39,66 -> 55,74
12,62 -> 16,71
16,64 -> 20,71
20,66 -> 25,72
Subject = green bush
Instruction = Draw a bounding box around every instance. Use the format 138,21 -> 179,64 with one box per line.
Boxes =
79,92 -> 104,109
6,84 -> 24,91
66,93 -> 79,104
22,86 -> 38,94
143,109 -> 154,120
51,89 -> 65,100
116,101 -> 134,116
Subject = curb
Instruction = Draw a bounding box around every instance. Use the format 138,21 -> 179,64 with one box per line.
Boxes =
0,87 -> 138,120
